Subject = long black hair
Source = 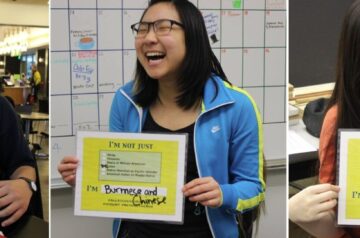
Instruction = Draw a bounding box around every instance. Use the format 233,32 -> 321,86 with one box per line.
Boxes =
133,0 -> 229,109
327,0 -> 360,130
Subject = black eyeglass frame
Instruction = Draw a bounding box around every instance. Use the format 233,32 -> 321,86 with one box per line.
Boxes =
130,19 -> 184,37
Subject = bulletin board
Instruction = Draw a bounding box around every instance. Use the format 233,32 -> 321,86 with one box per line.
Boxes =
50,0 -> 287,188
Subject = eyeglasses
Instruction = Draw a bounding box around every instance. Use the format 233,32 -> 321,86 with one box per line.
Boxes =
131,19 -> 184,38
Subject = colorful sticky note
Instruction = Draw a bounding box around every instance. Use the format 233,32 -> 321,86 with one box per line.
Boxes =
233,0 -> 242,9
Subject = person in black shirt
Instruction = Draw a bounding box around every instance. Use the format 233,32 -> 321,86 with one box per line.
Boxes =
0,96 -> 36,231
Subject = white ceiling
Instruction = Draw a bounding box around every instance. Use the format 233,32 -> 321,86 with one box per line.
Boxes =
0,0 -> 48,4
0,26 -> 48,41
0,0 -> 48,41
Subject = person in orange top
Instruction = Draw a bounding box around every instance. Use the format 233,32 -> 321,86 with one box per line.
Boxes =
318,105 -> 337,184
289,1 -> 360,237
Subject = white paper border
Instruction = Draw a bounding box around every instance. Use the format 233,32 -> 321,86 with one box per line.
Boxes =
74,131 -> 187,223
337,130 -> 360,225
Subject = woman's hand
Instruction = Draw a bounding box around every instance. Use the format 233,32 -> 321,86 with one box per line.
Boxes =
57,156 -> 79,187
289,183 -> 339,223
182,177 -> 222,208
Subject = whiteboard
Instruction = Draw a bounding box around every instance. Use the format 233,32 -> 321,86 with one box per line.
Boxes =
50,0 -> 287,188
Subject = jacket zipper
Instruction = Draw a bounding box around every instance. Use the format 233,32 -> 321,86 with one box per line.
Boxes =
120,89 -> 143,132
193,101 -> 234,238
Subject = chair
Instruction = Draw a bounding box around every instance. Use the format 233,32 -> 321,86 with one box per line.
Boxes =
33,99 -> 49,159
15,104 -> 32,115
31,121 -> 49,160
38,99 -> 48,114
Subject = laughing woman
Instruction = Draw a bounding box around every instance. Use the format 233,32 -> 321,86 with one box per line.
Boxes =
58,0 -> 265,237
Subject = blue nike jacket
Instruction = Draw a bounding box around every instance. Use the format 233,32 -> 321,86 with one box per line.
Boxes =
110,75 -> 265,238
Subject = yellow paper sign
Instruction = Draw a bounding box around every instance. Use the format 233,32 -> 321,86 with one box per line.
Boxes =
345,139 -> 360,219
74,131 -> 187,223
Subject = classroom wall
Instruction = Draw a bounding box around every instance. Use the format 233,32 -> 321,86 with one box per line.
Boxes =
255,169 -> 286,238
289,0 -> 354,87
51,169 -> 286,238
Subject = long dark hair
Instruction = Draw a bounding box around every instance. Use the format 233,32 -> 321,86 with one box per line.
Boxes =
327,0 -> 360,130
133,0 -> 229,109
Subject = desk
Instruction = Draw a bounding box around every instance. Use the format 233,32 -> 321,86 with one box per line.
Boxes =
20,112 -> 49,143
2,86 -> 31,105
289,121 -> 319,181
